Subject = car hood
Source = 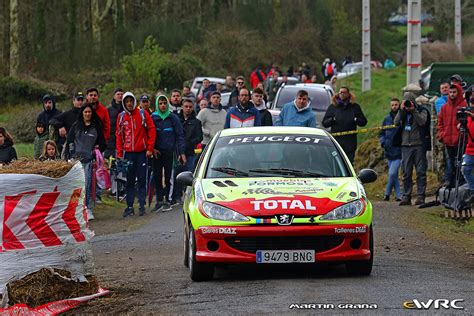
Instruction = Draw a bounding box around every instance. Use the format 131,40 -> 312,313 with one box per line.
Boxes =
200,177 -> 362,217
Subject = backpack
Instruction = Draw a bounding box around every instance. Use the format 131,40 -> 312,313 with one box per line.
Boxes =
326,63 -> 334,76
118,109 -> 147,130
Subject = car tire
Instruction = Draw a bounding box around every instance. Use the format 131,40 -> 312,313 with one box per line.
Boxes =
346,225 -> 373,276
183,220 -> 189,267
189,227 -> 214,281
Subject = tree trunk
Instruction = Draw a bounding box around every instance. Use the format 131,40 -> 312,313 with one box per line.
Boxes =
0,0 -> 9,76
91,0 -> 113,51
9,0 -> 19,76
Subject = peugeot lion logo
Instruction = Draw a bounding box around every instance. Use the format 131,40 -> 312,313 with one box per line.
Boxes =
276,214 -> 294,225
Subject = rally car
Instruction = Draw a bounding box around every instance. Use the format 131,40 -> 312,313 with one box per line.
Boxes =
177,127 -> 377,281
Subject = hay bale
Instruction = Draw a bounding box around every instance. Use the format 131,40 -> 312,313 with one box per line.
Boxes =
6,268 -> 99,308
0,159 -> 75,178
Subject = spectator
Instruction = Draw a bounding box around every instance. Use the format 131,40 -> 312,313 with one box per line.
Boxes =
198,98 -> 209,113
301,73 -> 312,83
225,75 -> 235,92
183,85 -> 196,103
322,87 -> 367,163
275,90 -> 316,128
65,103 -> 107,220
437,83 -> 467,188
325,76 -> 338,92
39,140 -> 59,161
0,127 -> 17,165
86,87 -> 111,142
198,79 -> 211,102
323,59 -> 337,81
434,82 -> 450,114
450,74 -> 464,89
170,89 -> 182,113
224,88 -> 261,128
461,97 -> 474,202
394,98 -> 430,206
379,98 -> 402,201
311,75 -> 318,83
229,76 -> 245,107
105,88 -> 124,158
116,92 -> 156,217
250,65 -> 266,89
34,121 -> 49,159
139,94 -> 153,114
49,92 -> 85,141
151,95 -> 186,212
197,91 -> 226,151
266,70 -> 280,102
251,87 -> 273,126
37,94 -> 61,131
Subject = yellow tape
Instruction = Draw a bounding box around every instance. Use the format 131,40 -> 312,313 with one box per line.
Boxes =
331,125 -> 396,137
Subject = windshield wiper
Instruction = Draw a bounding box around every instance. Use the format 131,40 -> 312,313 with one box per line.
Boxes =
211,167 -> 249,177
248,168 -> 328,178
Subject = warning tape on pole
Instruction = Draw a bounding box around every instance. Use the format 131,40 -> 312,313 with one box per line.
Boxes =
331,125 -> 396,137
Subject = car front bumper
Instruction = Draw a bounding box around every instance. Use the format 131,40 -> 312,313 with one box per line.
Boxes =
195,224 -> 370,263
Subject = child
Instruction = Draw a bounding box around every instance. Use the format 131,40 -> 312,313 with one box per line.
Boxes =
39,140 -> 59,161
0,127 -> 17,165
34,121 -> 49,159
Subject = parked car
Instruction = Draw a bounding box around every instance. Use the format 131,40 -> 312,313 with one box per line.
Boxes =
190,77 -> 226,96
337,62 -> 381,80
269,84 -> 333,127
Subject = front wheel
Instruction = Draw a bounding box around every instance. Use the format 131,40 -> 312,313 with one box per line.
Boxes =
189,227 -> 214,281
346,226 -> 373,276
183,219 -> 189,267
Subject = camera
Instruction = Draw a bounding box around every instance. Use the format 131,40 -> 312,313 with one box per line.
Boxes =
456,106 -> 472,124
403,100 -> 415,111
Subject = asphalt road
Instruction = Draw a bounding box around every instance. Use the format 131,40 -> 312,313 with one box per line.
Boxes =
78,201 -> 473,314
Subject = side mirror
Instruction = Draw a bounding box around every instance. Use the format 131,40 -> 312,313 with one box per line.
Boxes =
176,171 -> 194,187
358,169 -> 377,184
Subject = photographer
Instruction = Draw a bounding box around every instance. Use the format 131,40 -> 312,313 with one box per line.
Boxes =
462,97 -> 474,203
394,97 -> 430,206
437,83 -> 467,188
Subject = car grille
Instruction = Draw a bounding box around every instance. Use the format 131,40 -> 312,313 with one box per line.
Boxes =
225,236 -> 344,254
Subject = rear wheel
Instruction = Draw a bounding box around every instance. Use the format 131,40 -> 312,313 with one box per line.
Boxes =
346,226 -> 373,276
189,227 -> 214,281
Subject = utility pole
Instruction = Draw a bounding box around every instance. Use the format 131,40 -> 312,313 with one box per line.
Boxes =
362,0 -> 371,91
406,0 -> 422,86
455,0 -> 462,53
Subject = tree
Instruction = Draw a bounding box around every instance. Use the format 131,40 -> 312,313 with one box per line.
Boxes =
9,0 -> 19,76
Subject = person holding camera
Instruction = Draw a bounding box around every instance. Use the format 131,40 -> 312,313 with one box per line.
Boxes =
437,84 -> 467,188
461,97 -> 474,202
394,97 -> 430,206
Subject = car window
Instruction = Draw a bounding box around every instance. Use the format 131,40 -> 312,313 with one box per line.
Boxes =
275,88 -> 330,111
205,134 -> 350,178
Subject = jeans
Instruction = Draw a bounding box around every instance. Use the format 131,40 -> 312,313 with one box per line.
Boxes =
152,150 -> 174,204
124,151 -> 147,208
385,159 -> 401,199
462,154 -> 474,191
82,161 -> 93,210
401,146 -> 427,199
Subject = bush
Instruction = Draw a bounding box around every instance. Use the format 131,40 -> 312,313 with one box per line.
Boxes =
0,77 -> 66,106
422,41 -> 464,65
5,106 -> 38,143
462,35 -> 474,57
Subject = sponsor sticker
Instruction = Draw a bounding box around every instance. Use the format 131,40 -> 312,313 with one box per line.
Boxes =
251,199 -> 316,211
227,135 -> 323,145
201,227 -> 237,235
249,179 -> 313,186
334,226 -> 367,234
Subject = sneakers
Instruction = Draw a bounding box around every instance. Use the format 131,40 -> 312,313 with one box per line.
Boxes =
169,199 -> 181,207
415,197 -> 425,206
383,195 -> 389,201
399,198 -> 411,206
139,206 -> 146,216
87,209 -> 95,221
123,206 -> 135,218
162,202 -> 172,212
395,197 -> 402,202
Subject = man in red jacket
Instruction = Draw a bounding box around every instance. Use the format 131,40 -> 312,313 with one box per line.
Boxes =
438,83 -> 467,187
116,92 -> 156,217
86,87 -> 111,142
462,97 -> 474,202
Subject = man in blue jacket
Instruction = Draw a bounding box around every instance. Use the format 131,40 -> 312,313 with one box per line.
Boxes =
224,88 -> 261,128
379,98 -> 402,201
151,95 -> 186,211
275,90 -> 316,127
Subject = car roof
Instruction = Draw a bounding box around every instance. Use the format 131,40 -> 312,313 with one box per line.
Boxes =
280,84 -> 328,92
219,126 -> 329,137
194,77 -> 226,82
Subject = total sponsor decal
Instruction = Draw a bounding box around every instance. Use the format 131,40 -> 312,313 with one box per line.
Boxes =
334,226 -> 367,234
201,227 -> 237,235
251,199 -> 316,211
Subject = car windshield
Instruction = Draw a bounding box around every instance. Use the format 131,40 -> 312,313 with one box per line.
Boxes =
275,88 -> 330,111
206,134 -> 350,178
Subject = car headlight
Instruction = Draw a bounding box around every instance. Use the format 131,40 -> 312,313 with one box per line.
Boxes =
201,202 -> 249,222
320,199 -> 366,220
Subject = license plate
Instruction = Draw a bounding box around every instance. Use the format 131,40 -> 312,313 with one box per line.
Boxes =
256,250 -> 315,263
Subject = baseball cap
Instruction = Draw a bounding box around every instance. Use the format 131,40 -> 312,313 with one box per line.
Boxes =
450,74 -> 463,82
74,92 -> 84,100
140,94 -> 150,102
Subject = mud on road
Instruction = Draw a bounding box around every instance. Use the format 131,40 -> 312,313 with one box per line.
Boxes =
74,201 -> 473,314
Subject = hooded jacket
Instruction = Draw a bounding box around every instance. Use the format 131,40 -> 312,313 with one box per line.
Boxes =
465,117 -> 474,155
151,95 -> 185,153
37,95 -> 61,129
107,98 -> 123,151
275,100 -> 316,127
116,92 -> 156,158
0,140 -> 17,164
196,104 -> 227,145
178,110 -> 203,156
253,100 -> 273,126
224,102 -> 261,129
379,111 -> 402,160
437,84 -> 467,147
34,122 -> 50,159
322,93 -> 367,157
